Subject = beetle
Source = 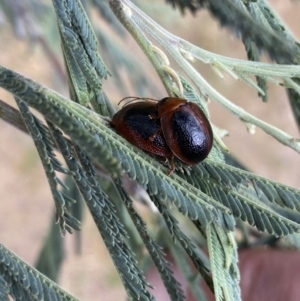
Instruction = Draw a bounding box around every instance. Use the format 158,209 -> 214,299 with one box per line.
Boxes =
111,97 -> 213,175
111,100 -> 172,157
155,97 -> 213,166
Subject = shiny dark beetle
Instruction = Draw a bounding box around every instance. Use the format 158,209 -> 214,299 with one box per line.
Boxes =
111,101 -> 172,158
111,97 -> 213,174
156,97 -> 213,165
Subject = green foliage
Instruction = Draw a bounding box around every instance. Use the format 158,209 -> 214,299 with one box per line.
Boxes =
0,244 -> 80,301
0,0 -> 300,301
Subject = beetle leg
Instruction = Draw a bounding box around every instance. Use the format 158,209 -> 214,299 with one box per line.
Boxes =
149,128 -> 162,142
167,155 -> 175,176
162,157 -> 168,164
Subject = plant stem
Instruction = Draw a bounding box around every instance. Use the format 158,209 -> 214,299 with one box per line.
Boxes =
112,0 -> 300,154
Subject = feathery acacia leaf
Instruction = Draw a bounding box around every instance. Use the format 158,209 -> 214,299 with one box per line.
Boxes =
242,36 -> 268,102
243,1 -> 300,127
241,1 -> 300,102
49,122 -> 154,301
204,161 -> 300,212
0,243 -> 79,301
1,65 -> 300,238
1,1 -> 300,300
113,0 -> 300,157
1,62 -> 300,300
34,212 -> 65,282
256,1 -> 300,65
185,161 -> 300,236
15,98 -> 78,235
116,181 -> 186,301
207,225 -> 241,301
0,66 -> 123,178
0,275 -> 9,301
169,242 -> 209,301
151,194 -> 214,290
52,0 -> 109,106
166,0 -> 300,64
0,65 -> 230,229
287,85 -> 300,130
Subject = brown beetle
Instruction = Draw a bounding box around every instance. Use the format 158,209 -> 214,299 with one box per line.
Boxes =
156,97 -> 213,166
111,100 -> 172,157
111,97 -> 213,175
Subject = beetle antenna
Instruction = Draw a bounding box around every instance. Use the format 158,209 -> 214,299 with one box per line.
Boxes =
118,96 -> 159,106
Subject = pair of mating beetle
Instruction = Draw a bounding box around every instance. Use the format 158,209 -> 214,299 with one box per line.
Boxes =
111,97 -> 213,175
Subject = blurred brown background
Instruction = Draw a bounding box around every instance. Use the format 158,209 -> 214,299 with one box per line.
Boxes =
0,1 -> 300,300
